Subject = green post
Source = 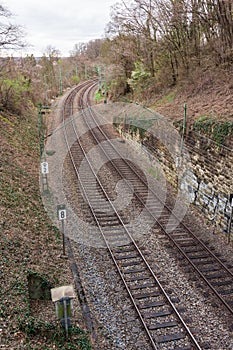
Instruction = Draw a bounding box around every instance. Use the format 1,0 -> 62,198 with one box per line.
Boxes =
183,103 -> 187,137
85,64 -> 87,80
37,104 -> 44,158
104,64 -> 107,104
59,67 -> 63,95
228,209 -> 233,244
228,196 -> 233,244
180,103 -> 187,157
63,297 -> 69,339
97,66 -> 101,90
43,75 -> 48,105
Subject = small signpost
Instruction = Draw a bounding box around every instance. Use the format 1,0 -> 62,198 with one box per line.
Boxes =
41,161 -> 49,193
227,194 -> 233,244
41,161 -> 49,174
57,204 -> 67,256
51,285 -> 75,338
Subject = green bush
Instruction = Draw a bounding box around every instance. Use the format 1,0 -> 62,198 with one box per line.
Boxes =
0,75 -> 31,114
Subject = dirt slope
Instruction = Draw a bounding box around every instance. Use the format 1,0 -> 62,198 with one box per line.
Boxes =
152,66 -> 233,124
0,110 -> 91,349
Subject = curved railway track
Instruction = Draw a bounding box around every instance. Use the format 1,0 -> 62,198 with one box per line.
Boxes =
60,81 -> 233,349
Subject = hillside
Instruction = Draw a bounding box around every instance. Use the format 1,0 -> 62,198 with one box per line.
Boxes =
0,109 -> 92,349
152,66 -> 233,124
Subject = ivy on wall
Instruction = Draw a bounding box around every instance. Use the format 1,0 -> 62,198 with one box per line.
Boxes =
193,116 -> 233,146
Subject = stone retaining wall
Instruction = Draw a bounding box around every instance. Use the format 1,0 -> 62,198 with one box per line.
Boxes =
117,123 -> 233,237
182,131 -> 233,233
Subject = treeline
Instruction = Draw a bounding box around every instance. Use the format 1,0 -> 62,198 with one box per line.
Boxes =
1,0 -> 233,114
0,53 -> 71,114
0,46 -> 106,115
71,0 -> 233,101
102,0 -> 233,99
0,3 -> 102,115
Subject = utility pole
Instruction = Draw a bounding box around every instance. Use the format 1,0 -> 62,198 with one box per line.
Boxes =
43,74 -> 48,105
104,64 -> 107,104
59,67 -> 63,95
176,103 -> 187,168
179,102 -> 187,159
85,64 -> 87,80
97,66 -> 101,90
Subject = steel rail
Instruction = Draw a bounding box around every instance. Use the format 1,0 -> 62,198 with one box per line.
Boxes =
84,94 -> 233,316
59,80 -> 101,341
71,82 -> 202,349
63,82 -> 159,350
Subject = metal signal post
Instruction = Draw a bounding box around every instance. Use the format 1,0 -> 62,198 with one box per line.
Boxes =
57,204 -> 67,256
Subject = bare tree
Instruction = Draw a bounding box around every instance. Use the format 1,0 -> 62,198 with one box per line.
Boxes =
198,0 -> 233,62
44,45 -> 61,60
106,1 -> 159,77
0,4 -> 26,50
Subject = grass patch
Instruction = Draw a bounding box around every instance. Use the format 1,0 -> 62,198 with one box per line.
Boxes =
18,317 -> 92,350
154,90 -> 177,107
148,167 -> 160,180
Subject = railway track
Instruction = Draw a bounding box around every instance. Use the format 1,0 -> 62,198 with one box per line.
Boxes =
59,81 -> 233,349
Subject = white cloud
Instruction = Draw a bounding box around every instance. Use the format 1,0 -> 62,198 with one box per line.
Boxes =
2,0 -> 118,56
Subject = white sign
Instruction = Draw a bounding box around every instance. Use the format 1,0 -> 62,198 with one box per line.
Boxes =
58,209 -> 67,221
51,285 -> 75,302
41,162 -> 49,174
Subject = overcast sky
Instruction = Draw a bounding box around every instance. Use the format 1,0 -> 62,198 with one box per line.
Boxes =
3,0 -> 118,57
